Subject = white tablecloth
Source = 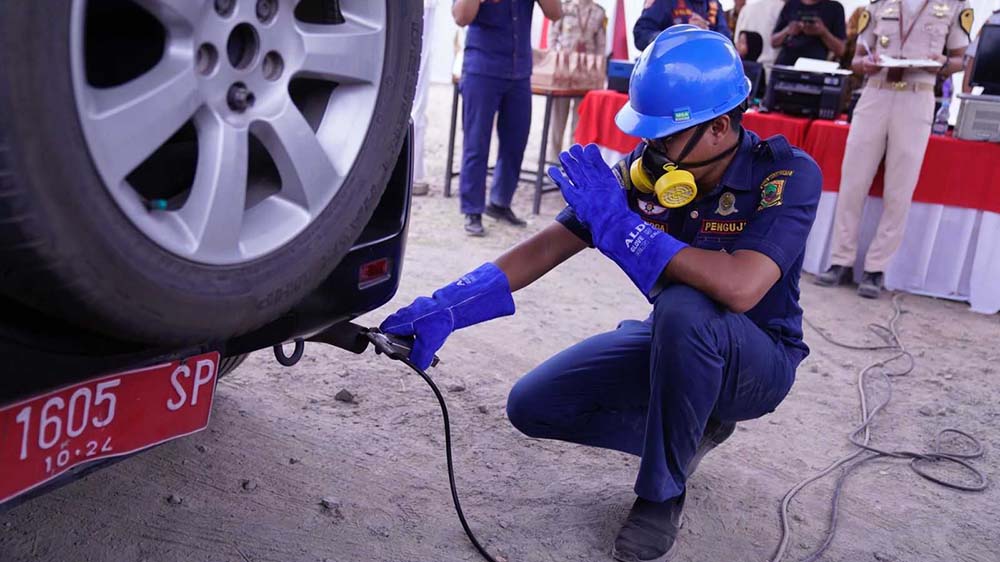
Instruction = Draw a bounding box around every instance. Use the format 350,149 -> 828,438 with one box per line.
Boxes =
596,146 -> 1000,314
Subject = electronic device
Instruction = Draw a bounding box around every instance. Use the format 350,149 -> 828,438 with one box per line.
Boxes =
763,65 -> 850,119
970,24 -> 1000,95
607,59 -> 634,94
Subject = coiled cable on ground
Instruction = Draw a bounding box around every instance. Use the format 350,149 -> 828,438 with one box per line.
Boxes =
770,294 -> 987,562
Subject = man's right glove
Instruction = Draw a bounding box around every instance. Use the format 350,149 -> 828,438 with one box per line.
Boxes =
549,144 -> 688,298
379,262 -> 515,369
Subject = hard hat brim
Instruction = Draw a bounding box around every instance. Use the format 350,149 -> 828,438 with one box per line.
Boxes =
615,77 -> 752,140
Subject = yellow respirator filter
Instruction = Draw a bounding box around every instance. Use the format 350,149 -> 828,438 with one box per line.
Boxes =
629,158 -> 698,209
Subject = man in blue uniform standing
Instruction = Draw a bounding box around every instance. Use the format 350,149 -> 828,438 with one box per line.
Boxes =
381,27 -> 820,561
453,0 -> 563,236
634,0 -> 731,50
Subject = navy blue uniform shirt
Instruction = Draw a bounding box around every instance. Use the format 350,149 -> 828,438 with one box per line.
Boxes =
557,130 -> 822,361
463,0 -> 536,80
634,0 -> 731,51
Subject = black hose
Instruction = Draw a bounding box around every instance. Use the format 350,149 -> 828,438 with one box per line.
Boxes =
365,331 -> 501,562
395,354 -> 501,562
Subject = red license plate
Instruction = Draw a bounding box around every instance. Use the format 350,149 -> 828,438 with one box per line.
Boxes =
0,352 -> 220,503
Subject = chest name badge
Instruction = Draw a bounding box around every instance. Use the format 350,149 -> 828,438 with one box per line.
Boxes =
700,219 -> 747,235
758,179 -> 785,210
716,192 -> 738,217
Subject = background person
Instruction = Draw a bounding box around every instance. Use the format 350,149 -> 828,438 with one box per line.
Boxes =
817,0 -> 972,297
453,0 -> 563,236
634,0 -> 731,50
727,0 -> 747,35
735,0 -> 786,72
547,0 -> 607,163
770,0 -> 846,66
738,30 -> 768,97
411,0 -> 439,197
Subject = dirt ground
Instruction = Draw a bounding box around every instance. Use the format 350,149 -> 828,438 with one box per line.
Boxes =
2,83 -> 999,562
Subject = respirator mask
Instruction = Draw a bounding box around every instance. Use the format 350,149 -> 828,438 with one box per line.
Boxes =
630,124 -> 744,208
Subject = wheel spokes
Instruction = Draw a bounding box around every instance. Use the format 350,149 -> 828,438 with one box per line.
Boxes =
178,110 -> 249,259
82,55 -> 202,185
252,102 -> 340,214
298,16 -> 383,85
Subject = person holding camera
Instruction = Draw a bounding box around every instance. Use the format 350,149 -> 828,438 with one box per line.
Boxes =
770,0 -> 846,65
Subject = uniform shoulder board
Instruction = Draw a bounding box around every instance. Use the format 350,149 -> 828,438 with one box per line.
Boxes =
960,8 -> 974,39
858,9 -> 872,35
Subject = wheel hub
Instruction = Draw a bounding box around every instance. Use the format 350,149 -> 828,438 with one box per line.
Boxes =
197,1 -> 298,126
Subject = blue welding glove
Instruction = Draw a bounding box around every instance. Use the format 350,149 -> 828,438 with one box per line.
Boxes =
549,144 -> 688,298
379,262 -> 515,370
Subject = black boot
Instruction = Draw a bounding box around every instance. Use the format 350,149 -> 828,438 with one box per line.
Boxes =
484,203 -> 527,227
858,271 -> 883,299
612,419 -> 735,562
815,265 -> 853,287
612,493 -> 685,562
464,213 -> 485,237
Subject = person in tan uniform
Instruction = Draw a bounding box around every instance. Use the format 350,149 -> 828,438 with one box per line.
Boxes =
817,0 -> 973,298
547,0 -> 606,162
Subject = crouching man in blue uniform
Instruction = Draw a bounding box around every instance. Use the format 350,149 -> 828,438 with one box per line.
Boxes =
381,26 -> 821,561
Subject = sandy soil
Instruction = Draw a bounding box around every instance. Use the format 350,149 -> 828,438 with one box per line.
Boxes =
1,83 -> 998,562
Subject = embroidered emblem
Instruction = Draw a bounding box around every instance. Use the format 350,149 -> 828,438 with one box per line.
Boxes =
716,192 -> 738,216
639,200 -> 668,216
758,179 -> 785,210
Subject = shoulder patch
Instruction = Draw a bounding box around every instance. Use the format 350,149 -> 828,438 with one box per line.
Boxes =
758,177 -> 787,211
858,9 -> 872,35
960,8 -> 974,39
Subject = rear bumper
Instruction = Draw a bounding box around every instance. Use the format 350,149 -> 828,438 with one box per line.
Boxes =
0,127 -> 413,510
0,126 -> 414,403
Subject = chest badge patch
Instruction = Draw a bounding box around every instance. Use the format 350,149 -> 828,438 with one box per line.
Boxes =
716,192 -> 738,216
758,179 -> 785,210
639,199 -> 668,216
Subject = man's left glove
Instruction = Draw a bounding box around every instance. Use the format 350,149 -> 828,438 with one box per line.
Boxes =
379,263 -> 515,370
548,144 -> 688,298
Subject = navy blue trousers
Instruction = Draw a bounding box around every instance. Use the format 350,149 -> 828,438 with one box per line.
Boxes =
459,74 -> 531,215
507,285 -> 799,502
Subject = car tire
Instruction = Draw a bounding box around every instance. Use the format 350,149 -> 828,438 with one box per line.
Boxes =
0,0 -> 420,345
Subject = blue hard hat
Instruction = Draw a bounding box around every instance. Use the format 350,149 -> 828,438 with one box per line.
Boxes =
616,25 -> 751,140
